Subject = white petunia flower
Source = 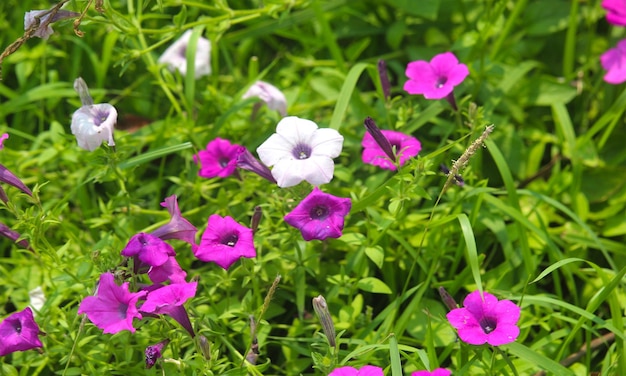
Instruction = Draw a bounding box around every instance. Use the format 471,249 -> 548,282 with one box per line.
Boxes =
257,116 -> 343,188
70,77 -> 117,152
158,30 -> 211,78
242,81 -> 287,116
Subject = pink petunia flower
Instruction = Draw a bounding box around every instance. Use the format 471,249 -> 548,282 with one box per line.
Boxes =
194,138 -> 243,179
140,282 -> 197,337
147,256 -> 187,284
600,39 -> 626,84
121,232 -> 176,268
446,290 -> 520,346
242,81 -> 288,116
404,52 -> 469,100
193,215 -> 256,269
362,128 -> 421,171
78,273 -> 147,334
284,187 -> 351,241
602,0 -> 626,26
329,365 -> 383,376
152,195 -> 197,246
0,307 -> 43,357
412,368 -> 451,376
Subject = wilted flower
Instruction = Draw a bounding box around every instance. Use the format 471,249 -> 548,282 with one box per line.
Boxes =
140,282 -> 197,337
411,369 -> 451,376
0,307 -> 43,357
329,366 -> 383,376
602,0 -> 626,26
24,9 -> 80,39
78,273 -> 147,334
446,290 -> 520,346
121,232 -> 176,269
404,52 -> 469,109
257,116 -> 344,188
242,81 -> 288,116
194,138 -> 242,179
362,118 -> 421,171
601,39 -> 626,84
158,30 -> 211,78
284,188 -> 351,241
145,338 -> 170,369
152,195 -> 197,246
71,77 -> 117,151
194,214 -> 256,269
236,147 -> 277,184
0,223 -> 30,249
0,133 -> 33,203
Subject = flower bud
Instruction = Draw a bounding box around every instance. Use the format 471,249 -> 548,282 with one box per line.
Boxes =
312,295 -> 336,348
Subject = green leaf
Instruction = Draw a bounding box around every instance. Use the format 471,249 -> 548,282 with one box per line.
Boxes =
364,246 -> 384,269
357,277 -> 392,294
505,342 -> 574,376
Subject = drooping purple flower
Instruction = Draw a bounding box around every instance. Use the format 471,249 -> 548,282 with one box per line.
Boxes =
284,188 -> 351,241
0,223 -> 30,250
24,9 -> 80,39
78,272 -> 147,334
242,81 -> 288,116
193,214 -> 256,269
152,195 -> 197,246
446,290 -> 520,346
411,369 -> 451,376
257,116 -> 344,188
145,338 -> 170,369
148,256 -> 187,285
602,0 -> 626,26
329,365 -> 383,376
377,60 -> 391,100
158,30 -> 212,78
362,128 -> 421,171
601,39 -> 626,84
71,78 -> 117,151
140,282 -> 197,337
0,307 -> 43,357
121,232 -> 176,268
404,52 -> 469,100
0,133 -> 33,202
236,147 -> 277,184
194,138 -> 242,179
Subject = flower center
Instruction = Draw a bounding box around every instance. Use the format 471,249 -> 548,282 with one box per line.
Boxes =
93,109 -> 110,126
310,205 -> 329,220
11,320 -> 22,334
479,316 -> 497,334
118,303 -> 129,319
292,143 -> 312,160
436,76 -> 448,89
219,157 -> 230,168
222,233 -> 239,247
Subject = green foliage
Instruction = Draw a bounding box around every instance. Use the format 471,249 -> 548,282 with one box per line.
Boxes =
0,0 -> 625,375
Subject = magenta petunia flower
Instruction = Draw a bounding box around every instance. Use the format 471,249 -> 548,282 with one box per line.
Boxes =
284,187 -> 351,241
194,215 -> 256,269
78,273 -> 147,334
601,39 -> 626,84
602,0 -> 626,26
404,52 -> 469,100
194,138 -> 243,179
412,368 -> 451,376
140,282 -> 197,337
362,129 -> 421,170
145,338 -> 170,369
329,365 -> 383,376
121,232 -> 176,268
152,195 -> 197,246
446,290 -> 520,346
0,307 -> 43,357
148,256 -> 187,284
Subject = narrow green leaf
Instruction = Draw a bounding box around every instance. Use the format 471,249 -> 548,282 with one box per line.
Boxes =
118,142 -> 193,169
329,62 -> 370,130
457,213 -> 482,294
389,334 -> 403,376
505,342 -> 574,376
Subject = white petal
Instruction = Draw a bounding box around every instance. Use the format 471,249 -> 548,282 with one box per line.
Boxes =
71,104 -> 117,151
257,133 -> 295,166
275,116 -> 318,142
301,156 -> 335,186
310,128 -> 343,158
271,159 -> 305,188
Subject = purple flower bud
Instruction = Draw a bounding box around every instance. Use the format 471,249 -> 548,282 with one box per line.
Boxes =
377,60 -> 391,100
363,117 -> 395,162
312,295 -> 335,348
438,287 -> 458,311
0,223 -> 31,250
251,206 -> 262,234
145,338 -> 170,369
236,147 -> 277,184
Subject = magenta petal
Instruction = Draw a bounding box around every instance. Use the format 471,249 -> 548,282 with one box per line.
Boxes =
194,215 -> 256,269
329,367 -> 359,376
194,138 -> 242,178
152,195 -> 197,246
601,39 -> 626,84
485,323 -> 520,346
148,256 -> 187,284
284,187 -> 351,241
121,233 -> 176,267
0,307 -> 43,356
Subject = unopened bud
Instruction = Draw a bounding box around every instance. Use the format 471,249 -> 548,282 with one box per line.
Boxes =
145,338 -> 170,369
251,206 -> 262,234
377,59 -> 391,100
198,335 -> 211,360
312,295 -> 336,348
438,287 -> 458,311
364,117 -> 395,162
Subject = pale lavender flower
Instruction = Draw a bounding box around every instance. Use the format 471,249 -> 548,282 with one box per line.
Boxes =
158,30 -> 211,78
71,78 -> 117,151
242,81 -> 288,116
24,9 -> 80,39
